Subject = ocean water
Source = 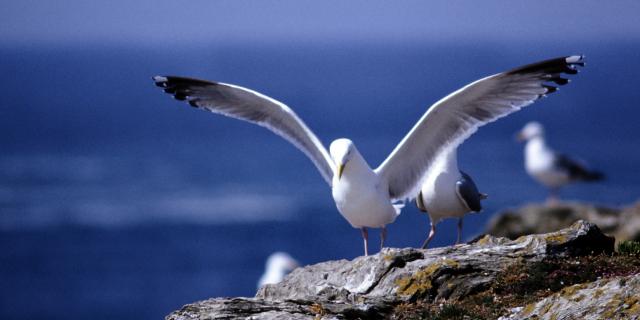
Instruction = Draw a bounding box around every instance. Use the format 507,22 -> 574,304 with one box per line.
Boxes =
1,41 -> 639,319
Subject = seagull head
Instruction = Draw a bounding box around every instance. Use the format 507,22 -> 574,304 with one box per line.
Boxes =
329,138 -> 355,180
258,252 -> 299,288
265,252 -> 299,274
516,121 -> 544,142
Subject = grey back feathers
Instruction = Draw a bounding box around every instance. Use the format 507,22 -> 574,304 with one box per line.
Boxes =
455,171 -> 485,212
554,154 -> 604,182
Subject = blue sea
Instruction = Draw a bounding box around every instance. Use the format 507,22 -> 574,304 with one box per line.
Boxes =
1,41 -> 639,319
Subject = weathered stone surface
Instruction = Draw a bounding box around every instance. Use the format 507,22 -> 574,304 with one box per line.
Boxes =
485,201 -> 640,244
166,220 -> 616,320
499,274 -> 640,320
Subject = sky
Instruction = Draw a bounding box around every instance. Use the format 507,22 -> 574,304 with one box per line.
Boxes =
1,0 -> 639,46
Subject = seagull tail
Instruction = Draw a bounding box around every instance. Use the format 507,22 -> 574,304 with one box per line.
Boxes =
582,170 -> 605,182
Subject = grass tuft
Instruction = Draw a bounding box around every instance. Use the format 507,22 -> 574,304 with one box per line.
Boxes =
618,240 -> 640,255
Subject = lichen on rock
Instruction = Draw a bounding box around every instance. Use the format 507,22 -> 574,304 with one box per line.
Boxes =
165,220 -> 640,320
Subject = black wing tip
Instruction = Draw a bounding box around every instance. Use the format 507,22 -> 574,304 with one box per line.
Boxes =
506,54 -> 585,98
506,54 -> 586,77
152,75 -> 218,87
152,75 -> 219,106
584,170 -> 605,182
542,84 -> 558,94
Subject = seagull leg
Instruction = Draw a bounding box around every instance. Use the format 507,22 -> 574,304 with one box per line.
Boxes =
421,221 -> 436,249
456,218 -> 463,245
361,227 -> 369,256
380,226 -> 387,251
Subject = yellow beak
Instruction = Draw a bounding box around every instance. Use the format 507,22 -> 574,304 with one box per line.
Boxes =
337,163 -> 345,180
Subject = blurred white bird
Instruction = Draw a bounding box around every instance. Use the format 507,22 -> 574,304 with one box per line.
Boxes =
517,121 -> 604,203
153,55 -> 584,255
257,252 -> 299,288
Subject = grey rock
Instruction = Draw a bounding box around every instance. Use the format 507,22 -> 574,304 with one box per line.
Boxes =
499,274 -> 640,320
485,201 -> 640,244
166,220 -> 613,320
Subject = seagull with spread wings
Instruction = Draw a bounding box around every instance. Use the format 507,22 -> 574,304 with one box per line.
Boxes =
153,55 -> 584,256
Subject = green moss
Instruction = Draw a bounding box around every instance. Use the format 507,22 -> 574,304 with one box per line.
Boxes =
618,240 -> 640,255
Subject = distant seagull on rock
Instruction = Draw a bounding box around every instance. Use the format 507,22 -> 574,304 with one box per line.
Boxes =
153,55 -> 584,256
517,121 -> 604,203
415,56 -> 585,248
257,252 -> 299,288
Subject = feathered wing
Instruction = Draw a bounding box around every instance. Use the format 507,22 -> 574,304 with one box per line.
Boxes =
375,55 -> 585,200
554,154 -> 604,182
153,76 -> 335,186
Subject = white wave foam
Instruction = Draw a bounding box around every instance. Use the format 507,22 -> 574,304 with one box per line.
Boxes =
0,191 -> 300,230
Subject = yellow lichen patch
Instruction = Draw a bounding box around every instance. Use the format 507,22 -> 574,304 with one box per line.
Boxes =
544,233 -> 567,244
521,302 -> 536,316
559,283 -> 587,297
593,288 -> 604,299
624,296 -> 640,315
539,301 -> 553,315
382,254 -> 395,262
602,294 -> 624,319
309,303 -> 326,319
441,258 -> 460,268
549,314 -> 558,320
394,259 -> 460,297
476,235 -> 492,246
394,271 -> 432,296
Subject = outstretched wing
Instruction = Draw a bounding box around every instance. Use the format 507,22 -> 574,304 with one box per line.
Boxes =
153,76 -> 335,186
375,55 -> 585,200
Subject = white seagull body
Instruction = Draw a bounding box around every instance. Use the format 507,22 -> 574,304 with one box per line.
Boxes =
330,140 -> 399,229
417,149 -> 487,247
153,55 -> 584,256
517,121 -> 603,202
